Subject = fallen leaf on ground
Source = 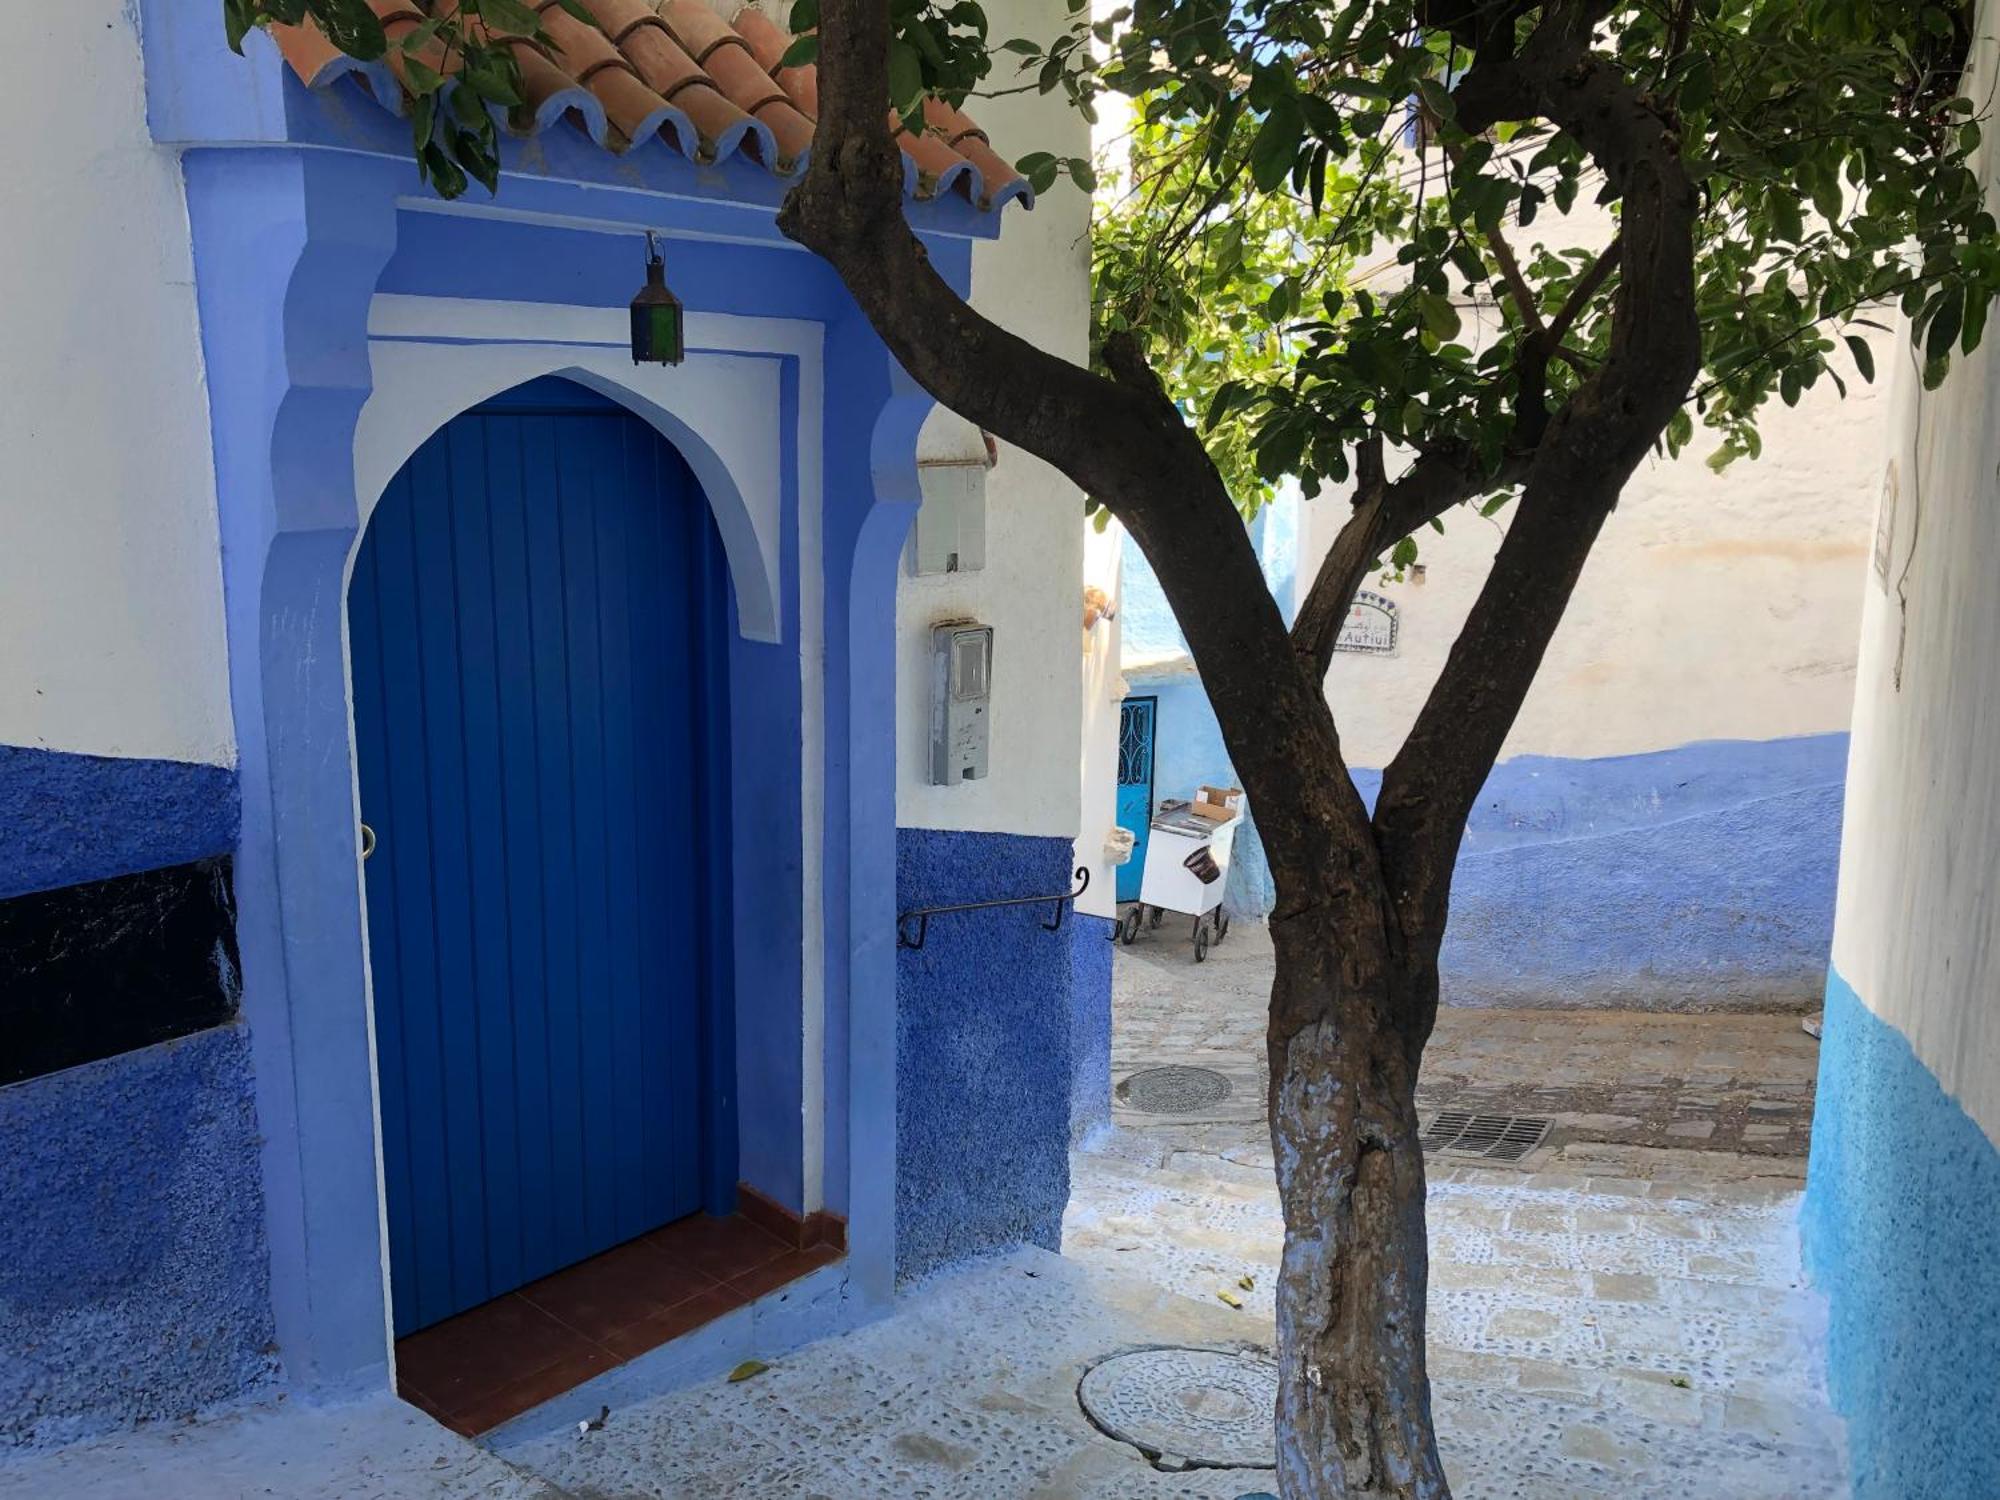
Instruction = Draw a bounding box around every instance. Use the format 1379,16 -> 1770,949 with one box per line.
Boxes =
1217,1289 -> 1243,1309
728,1360 -> 770,1383
1238,1274 -> 1256,1290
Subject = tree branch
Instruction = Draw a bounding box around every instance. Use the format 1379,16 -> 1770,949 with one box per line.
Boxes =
1544,235 -> 1621,349
1373,1 -> 1704,937
1290,438 -> 1525,681
780,0 -> 1377,892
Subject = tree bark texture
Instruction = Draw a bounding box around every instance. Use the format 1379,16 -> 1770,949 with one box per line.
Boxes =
781,1 -> 1703,1494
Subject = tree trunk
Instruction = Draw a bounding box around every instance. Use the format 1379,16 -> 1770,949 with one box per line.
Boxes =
1267,909 -> 1449,1499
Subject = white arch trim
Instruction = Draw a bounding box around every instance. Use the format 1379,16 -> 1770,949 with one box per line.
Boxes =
352,294 -> 829,1208
356,296 -> 825,646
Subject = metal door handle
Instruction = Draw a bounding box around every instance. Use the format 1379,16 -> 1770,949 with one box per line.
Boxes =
360,823 -> 377,861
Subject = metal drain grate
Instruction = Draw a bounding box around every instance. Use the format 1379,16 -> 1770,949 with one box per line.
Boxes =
1117,1065 -> 1232,1114
1420,1110 -> 1551,1162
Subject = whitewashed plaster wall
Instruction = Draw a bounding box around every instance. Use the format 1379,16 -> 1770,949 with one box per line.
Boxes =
1828,296 -> 2000,1143
0,1 -> 233,766
894,0 -> 1091,838
1296,330 -> 1890,767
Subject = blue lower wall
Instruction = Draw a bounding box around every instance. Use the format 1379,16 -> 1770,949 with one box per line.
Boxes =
0,1023 -> 275,1448
2,746 -> 237,901
1432,735 -> 1848,1008
896,829 -> 1074,1282
1068,913 -> 1114,1144
1123,695 -> 1846,1008
1803,971 -> 2000,1500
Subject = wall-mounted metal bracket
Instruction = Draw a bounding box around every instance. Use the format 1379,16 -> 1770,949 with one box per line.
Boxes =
897,866 -> 1091,951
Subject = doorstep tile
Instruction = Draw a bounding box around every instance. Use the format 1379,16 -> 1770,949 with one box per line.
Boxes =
396,1295 -> 597,1415
727,1245 -> 844,1302
519,1237 -> 711,1344
646,1213 -> 793,1281
600,1282 -> 747,1361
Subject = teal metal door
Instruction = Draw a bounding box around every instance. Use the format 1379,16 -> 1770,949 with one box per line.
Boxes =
350,378 -> 732,1336
1115,697 -> 1157,903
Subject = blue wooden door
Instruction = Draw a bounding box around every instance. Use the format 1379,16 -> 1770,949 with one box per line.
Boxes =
1115,696 -> 1157,903
350,378 -> 731,1336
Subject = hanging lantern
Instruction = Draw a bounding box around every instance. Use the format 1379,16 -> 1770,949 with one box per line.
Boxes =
629,231 -> 684,365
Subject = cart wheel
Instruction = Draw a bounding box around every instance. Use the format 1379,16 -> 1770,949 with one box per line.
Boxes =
1148,905 -> 1164,930
1194,924 -> 1210,963
1120,908 -> 1143,945
1216,909 -> 1231,944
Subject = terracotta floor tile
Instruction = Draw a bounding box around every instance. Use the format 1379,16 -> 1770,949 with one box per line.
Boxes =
725,1244 -> 844,1302
599,1281 -> 746,1361
446,1343 -> 620,1436
519,1237 -> 713,1344
394,1212 -> 830,1434
395,1295 -> 594,1414
644,1212 -> 792,1281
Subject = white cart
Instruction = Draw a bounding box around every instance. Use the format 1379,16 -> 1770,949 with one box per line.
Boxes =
1121,797 -> 1240,961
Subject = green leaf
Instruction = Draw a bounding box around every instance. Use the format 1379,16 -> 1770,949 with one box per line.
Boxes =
1417,292 -> 1460,341
410,91 -> 437,150
1390,535 -> 1419,570
307,0 -> 387,60
554,0 -> 598,22
1925,284 -> 1964,363
1069,157 -> 1097,193
789,0 -> 819,31
888,39 -> 924,112
779,34 -> 818,68
1962,287 -> 1989,357
1845,335 -> 1875,382
477,0 -> 543,36
1249,100 -> 1304,193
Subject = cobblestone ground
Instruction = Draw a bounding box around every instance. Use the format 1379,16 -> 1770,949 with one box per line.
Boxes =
1102,921 -> 1823,1179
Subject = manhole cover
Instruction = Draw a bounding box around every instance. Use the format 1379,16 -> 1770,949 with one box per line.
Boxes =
1421,1110 -> 1552,1161
1116,1066 -> 1232,1114
1078,1346 -> 1277,1470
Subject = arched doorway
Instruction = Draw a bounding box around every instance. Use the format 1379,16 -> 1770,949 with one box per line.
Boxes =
349,376 -> 734,1338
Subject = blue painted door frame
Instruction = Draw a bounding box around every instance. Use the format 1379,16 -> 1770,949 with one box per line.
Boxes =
351,377 -> 736,1333
1115,696 -> 1158,903
176,135 -> 973,1392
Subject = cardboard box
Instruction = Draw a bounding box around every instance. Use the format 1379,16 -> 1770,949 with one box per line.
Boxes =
1191,785 -> 1243,821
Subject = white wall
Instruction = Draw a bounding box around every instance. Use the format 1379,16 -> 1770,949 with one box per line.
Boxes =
0,1 -> 233,766
1297,335 -> 1888,767
1076,522 -> 1124,918
1829,288 -> 2000,1143
893,0 -> 1091,838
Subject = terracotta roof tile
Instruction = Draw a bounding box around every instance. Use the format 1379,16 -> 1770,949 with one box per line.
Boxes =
269,0 -> 1031,211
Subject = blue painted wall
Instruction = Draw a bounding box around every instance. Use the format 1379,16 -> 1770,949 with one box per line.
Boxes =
1108,685 -> 1847,1008
1803,971 -> 2000,1499
895,828 -> 1074,1282
1,746 -> 237,901
1067,913 -> 1114,1145
1425,734 -> 1848,1008
0,1024 -> 274,1448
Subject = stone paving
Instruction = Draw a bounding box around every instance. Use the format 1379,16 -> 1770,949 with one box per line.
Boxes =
0,929 -> 1845,1499
1105,922 -> 1823,1179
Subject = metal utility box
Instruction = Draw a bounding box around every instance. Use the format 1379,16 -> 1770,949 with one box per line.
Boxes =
908,463 -> 988,575
927,621 -> 992,784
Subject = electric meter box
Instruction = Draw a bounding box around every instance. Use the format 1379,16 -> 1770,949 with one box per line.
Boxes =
928,621 -> 992,785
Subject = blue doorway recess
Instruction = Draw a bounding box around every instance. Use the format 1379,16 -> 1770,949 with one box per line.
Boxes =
1115,696 -> 1158,904
350,377 -> 735,1336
